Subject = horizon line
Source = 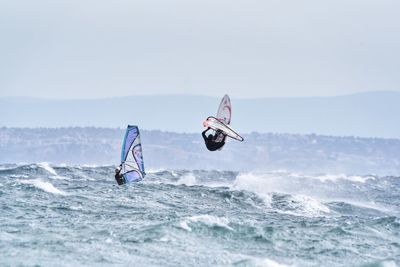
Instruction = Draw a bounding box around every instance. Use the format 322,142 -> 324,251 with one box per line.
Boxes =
1,126 -> 399,141
0,90 -> 399,101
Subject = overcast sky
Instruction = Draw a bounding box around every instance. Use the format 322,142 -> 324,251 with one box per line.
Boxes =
0,0 -> 399,99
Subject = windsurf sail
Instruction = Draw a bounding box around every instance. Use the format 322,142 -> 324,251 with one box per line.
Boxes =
215,94 -> 232,144
205,116 -> 244,142
120,125 -> 145,183
217,94 -> 231,125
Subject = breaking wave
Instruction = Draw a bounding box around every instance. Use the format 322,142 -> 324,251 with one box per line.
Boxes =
0,163 -> 399,266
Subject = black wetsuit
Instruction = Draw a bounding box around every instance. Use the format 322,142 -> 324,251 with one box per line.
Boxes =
114,166 -> 125,185
202,128 -> 226,151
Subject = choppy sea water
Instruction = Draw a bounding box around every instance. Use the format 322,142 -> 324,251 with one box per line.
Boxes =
0,163 -> 399,267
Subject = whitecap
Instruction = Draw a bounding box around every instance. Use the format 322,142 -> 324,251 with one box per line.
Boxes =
231,172 -> 279,196
176,173 -> 197,186
179,220 -> 192,232
21,179 -> 67,195
179,215 -> 233,232
9,174 -> 29,178
80,164 -> 99,168
0,164 -> 18,171
37,162 -> 58,176
235,256 -> 293,267
69,205 -> 83,211
382,261 -> 399,267
231,173 -> 331,217
314,173 -> 374,183
278,194 -> 330,217
257,258 -> 292,267
146,168 -> 168,173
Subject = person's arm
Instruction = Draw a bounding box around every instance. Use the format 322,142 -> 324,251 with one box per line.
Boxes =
202,128 -> 211,140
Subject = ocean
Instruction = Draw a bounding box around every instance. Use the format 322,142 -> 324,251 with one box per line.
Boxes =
0,163 -> 399,267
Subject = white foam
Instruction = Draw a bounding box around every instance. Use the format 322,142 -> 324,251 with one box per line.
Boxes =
231,173 -> 330,217
179,220 -> 192,232
232,171 -> 377,196
37,162 -> 57,176
281,194 -> 330,217
238,256 -> 293,267
22,179 -> 67,195
176,173 -> 197,186
258,258 -> 292,267
231,171 -> 395,218
9,174 -> 29,178
313,174 -> 374,183
231,172 -> 280,196
80,164 -> 99,168
382,261 -> 398,267
0,165 -> 18,171
233,172 -> 374,194
147,168 -> 168,173
327,198 -> 393,215
179,215 -> 233,232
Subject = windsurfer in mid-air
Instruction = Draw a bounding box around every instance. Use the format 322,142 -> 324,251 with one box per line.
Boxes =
202,126 -> 226,151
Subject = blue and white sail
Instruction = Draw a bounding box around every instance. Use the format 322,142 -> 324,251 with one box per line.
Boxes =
120,125 -> 145,183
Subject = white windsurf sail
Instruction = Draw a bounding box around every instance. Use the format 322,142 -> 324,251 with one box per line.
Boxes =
217,94 -> 231,125
205,116 -> 244,142
214,94 -> 232,144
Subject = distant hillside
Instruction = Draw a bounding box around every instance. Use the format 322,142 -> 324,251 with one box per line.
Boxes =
1,127 -> 399,175
1,91 -> 399,138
